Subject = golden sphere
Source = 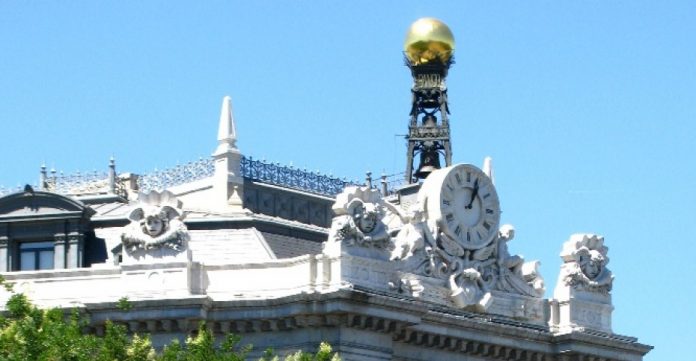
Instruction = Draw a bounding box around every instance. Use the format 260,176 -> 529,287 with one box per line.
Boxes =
404,18 -> 455,65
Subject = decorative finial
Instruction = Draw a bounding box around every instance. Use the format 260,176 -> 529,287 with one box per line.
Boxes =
404,18 -> 455,66
40,164 -> 48,190
483,156 -> 495,185
215,95 -> 237,155
108,156 -> 116,195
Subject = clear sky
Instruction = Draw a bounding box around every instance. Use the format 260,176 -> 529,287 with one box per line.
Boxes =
1,1 -> 694,359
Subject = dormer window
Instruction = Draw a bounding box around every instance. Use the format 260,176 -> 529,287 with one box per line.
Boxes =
0,190 -> 95,272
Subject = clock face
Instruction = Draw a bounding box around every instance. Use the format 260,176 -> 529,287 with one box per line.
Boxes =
420,164 -> 501,250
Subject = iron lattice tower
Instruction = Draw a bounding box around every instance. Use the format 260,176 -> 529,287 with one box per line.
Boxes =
405,57 -> 453,183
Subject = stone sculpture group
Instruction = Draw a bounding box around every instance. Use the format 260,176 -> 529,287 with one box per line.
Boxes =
323,178 -> 545,312
323,163 -> 615,325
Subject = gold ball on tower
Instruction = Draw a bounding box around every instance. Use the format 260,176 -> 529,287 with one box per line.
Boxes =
404,17 -> 455,65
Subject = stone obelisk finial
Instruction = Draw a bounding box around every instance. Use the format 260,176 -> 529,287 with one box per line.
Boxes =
215,96 -> 237,153
212,96 -> 243,209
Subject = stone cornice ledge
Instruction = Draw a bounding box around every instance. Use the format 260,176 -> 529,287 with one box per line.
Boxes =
78,289 -> 649,361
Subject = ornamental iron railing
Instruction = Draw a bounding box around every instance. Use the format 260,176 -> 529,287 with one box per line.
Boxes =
0,169 -> 126,198
240,156 -> 359,197
137,158 -> 215,193
1,156 -> 399,198
0,185 -> 25,196
49,170 -> 110,195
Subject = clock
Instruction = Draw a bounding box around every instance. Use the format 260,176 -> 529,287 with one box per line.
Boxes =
419,164 -> 500,250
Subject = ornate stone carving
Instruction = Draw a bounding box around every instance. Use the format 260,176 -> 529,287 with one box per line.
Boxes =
493,225 -> 545,297
388,277 -> 425,298
559,234 -> 613,293
324,164 -> 546,315
550,234 -> 614,333
389,203 -> 432,261
121,191 -> 189,253
323,186 -> 391,257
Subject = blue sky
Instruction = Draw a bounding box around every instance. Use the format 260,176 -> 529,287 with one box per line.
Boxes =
1,1 -> 694,359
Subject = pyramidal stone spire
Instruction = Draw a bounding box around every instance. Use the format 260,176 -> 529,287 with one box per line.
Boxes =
215,96 -> 237,155
212,95 -> 243,210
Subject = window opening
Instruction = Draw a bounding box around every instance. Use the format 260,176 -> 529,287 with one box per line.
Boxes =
19,241 -> 54,271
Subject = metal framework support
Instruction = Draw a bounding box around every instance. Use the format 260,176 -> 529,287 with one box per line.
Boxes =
404,57 -> 454,183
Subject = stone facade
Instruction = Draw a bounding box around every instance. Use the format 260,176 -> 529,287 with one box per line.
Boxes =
0,96 -> 651,360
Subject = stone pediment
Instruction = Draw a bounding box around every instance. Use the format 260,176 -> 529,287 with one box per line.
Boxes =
0,190 -> 95,222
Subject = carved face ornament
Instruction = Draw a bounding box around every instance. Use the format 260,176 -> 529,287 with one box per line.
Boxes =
142,213 -> 166,236
578,248 -> 605,280
129,206 -> 178,238
354,204 -> 378,234
498,224 -> 515,242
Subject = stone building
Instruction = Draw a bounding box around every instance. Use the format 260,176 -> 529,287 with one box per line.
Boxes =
0,18 -> 650,361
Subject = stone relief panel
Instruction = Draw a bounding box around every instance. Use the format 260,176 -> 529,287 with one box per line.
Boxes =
121,190 -> 189,254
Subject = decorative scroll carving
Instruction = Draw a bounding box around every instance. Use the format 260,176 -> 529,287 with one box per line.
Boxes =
121,191 -> 189,253
559,234 -> 613,293
392,217 -> 544,308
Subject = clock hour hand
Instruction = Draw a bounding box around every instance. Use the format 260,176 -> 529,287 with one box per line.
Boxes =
465,178 -> 479,209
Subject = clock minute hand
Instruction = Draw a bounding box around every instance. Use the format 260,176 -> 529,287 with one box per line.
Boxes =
466,178 -> 479,209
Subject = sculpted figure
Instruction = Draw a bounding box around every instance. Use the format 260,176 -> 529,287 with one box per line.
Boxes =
496,224 -> 523,274
121,191 -> 189,253
390,204 -> 433,261
559,234 -> 613,293
494,224 -> 546,297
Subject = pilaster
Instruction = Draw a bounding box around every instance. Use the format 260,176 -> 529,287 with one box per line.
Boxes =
53,233 -> 66,269
66,220 -> 83,268
0,224 -> 8,272
66,234 -> 83,268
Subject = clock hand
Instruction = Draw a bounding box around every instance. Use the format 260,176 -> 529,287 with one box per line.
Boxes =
466,178 -> 479,209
